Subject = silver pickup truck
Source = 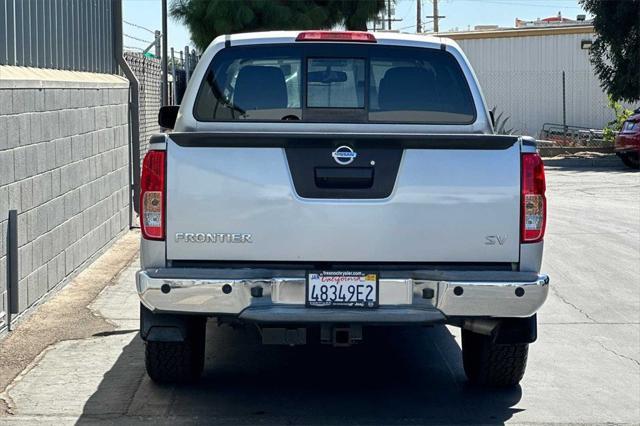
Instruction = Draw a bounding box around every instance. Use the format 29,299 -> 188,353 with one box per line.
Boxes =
137,31 -> 549,387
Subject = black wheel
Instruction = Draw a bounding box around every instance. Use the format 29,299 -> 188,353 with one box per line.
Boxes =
462,329 -> 528,387
145,319 -> 206,384
620,152 -> 640,169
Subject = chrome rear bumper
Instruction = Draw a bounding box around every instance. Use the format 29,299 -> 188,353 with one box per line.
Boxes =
137,270 -> 549,321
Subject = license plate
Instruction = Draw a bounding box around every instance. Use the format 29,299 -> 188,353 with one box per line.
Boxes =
306,271 -> 378,308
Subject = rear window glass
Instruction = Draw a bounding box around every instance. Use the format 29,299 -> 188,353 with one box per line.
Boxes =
194,44 -> 476,124
307,58 -> 365,108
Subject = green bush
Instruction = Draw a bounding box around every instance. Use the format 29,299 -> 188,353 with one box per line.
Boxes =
603,95 -> 633,144
490,106 -> 515,135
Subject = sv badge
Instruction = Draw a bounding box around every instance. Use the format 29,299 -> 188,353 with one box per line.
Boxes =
485,235 -> 507,245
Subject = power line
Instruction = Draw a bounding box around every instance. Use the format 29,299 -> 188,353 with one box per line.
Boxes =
399,23 -> 418,31
399,20 -> 434,32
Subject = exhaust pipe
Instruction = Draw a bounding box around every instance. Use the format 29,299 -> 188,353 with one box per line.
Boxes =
462,319 -> 500,336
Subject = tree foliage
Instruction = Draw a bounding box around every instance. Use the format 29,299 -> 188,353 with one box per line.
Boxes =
580,0 -> 640,103
170,0 -> 387,51
603,95 -> 634,143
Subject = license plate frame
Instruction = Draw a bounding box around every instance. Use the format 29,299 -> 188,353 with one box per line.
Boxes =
306,271 -> 379,308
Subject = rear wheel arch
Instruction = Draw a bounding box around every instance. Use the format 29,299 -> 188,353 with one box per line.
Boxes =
140,303 -> 207,383
619,152 -> 640,169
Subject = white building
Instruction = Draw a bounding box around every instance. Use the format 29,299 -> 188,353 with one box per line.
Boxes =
442,25 -> 625,138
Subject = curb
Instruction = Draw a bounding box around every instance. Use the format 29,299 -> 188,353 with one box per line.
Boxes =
542,157 -> 622,168
539,147 -> 614,157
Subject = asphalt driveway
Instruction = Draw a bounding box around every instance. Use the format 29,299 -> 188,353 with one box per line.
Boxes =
0,163 -> 638,425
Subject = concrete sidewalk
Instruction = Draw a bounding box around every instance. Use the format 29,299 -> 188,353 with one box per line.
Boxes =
0,230 -> 140,419
1,262 -> 141,423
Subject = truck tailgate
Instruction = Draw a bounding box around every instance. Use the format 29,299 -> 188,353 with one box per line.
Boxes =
165,133 -> 521,263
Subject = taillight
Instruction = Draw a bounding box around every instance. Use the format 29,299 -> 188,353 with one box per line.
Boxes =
140,150 -> 166,240
296,31 -> 377,43
521,153 -> 546,243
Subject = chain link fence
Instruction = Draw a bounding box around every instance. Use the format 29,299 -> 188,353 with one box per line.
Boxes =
124,52 -> 161,164
168,46 -> 199,105
538,124 -> 606,148
123,47 -> 198,166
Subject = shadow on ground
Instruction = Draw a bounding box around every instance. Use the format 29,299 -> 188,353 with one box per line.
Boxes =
78,324 -> 522,425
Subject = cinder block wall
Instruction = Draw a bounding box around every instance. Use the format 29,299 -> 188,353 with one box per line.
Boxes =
0,72 -> 130,324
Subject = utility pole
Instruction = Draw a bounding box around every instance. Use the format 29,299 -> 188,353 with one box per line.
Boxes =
426,0 -> 445,33
417,0 -> 422,33
382,0 -> 402,31
433,0 -> 439,33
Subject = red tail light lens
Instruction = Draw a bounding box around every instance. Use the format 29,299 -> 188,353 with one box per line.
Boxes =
140,150 -> 166,240
296,31 -> 377,43
521,153 -> 546,243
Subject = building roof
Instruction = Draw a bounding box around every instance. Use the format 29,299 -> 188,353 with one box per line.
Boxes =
438,24 -> 594,41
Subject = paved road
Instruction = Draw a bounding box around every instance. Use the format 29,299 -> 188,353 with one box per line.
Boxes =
1,164 -> 638,425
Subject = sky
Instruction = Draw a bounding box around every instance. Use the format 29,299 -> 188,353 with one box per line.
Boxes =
122,0 -> 192,55
393,0 -> 590,33
122,0 -> 591,54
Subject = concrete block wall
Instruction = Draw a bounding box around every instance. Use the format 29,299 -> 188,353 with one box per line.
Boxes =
0,71 -> 131,326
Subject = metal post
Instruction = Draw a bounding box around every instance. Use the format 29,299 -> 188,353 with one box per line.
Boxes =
562,70 -> 567,144
161,0 -> 168,106
387,0 -> 391,30
184,46 -> 190,83
7,210 -> 19,331
113,0 -> 141,216
171,47 -> 176,105
154,30 -> 161,58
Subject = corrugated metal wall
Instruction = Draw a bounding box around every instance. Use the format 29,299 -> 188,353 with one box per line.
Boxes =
0,0 -> 117,74
453,31 -> 617,138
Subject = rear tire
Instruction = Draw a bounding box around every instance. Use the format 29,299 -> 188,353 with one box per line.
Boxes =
620,152 -> 640,169
145,320 -> 206,384
462,329 -> 528,387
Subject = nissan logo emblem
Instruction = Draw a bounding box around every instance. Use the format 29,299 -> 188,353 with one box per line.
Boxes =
332,145 -> 357,165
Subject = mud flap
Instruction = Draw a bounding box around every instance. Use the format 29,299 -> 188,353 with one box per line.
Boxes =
140,303 -> 196,343
494,314 -> 537,344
